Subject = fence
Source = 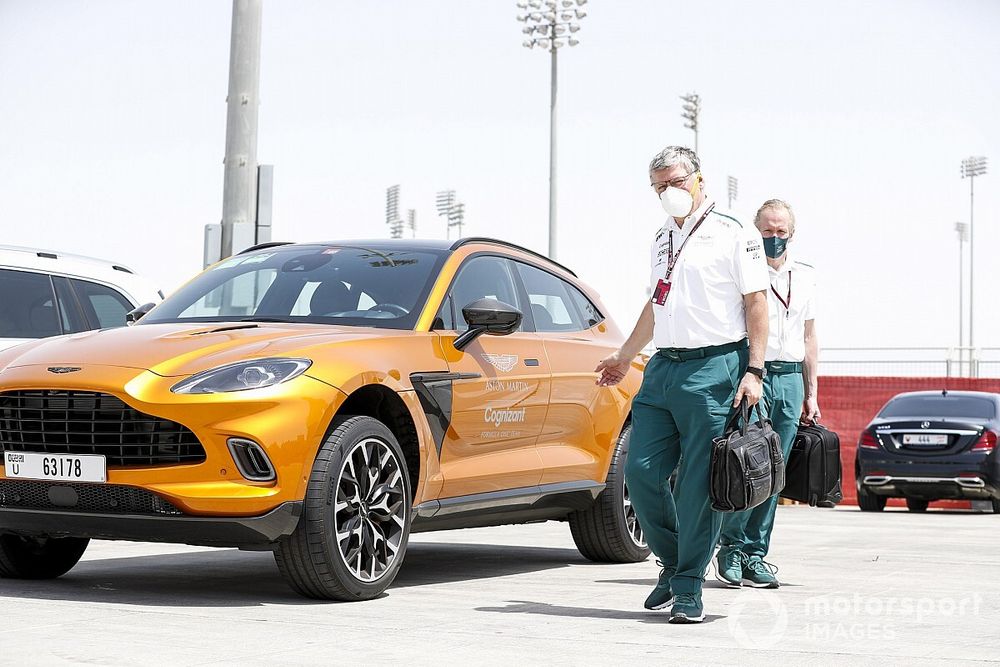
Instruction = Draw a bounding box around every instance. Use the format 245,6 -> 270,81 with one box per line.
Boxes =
819,347 -> 1000,378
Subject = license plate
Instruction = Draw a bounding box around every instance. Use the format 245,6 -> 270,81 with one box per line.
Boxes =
4,451 -> 107,483
902,434 -> 948,446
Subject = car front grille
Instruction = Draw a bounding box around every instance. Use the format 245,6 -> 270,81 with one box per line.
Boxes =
0,390 -> 206,467
0,479 -> 185,515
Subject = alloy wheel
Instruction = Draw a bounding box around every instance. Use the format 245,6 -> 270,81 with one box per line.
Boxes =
334,437 -> 407,583
622,479 -> 646,548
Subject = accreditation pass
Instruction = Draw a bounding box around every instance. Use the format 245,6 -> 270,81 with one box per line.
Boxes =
4,451 -> 107,483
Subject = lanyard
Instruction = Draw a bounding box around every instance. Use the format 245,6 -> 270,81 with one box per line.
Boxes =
770,270 -> 792,318
662,203 -> 715,283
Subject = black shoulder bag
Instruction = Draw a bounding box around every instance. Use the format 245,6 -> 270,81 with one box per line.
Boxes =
709,398 -> 786,513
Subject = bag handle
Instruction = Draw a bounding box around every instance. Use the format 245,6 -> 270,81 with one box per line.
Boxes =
724,397 -> 751,437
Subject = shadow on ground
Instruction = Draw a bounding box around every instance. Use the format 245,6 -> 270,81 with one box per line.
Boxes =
0,541 -> 590,608
475,600 -> 724,625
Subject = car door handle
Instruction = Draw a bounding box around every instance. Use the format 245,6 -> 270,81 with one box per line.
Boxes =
524,358 -> 540,367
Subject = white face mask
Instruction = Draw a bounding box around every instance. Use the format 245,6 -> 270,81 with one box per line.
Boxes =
659,186 -> 694,219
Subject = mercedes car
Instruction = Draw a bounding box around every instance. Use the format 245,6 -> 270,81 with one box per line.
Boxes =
0,238 -> 648,600
855,390 -> 1000,513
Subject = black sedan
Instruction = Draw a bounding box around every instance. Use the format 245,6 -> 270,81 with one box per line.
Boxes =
855,390 -> 1000,513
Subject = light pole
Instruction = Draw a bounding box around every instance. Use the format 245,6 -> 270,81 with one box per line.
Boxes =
955,221 -> 968,375
436,189 -> 465,239
961,156 -> 987,362
386,185 -> 403,239
727,175 -> 738,210
680,92 -> 700,153
517,0 -> 588,260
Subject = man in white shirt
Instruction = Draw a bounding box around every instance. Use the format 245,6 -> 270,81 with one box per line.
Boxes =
716,198 -> 820,589
595,146 -> 769,623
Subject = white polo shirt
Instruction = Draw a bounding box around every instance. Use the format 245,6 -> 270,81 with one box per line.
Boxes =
649,199 -> 769,349
765,254 -> 817,362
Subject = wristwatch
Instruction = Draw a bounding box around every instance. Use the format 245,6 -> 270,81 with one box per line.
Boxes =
746,366 -> 767,380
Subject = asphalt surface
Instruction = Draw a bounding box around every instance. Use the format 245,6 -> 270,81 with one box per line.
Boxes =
2,505 -> 998,666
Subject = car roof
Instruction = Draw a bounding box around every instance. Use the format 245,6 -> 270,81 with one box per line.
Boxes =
240,237 -> 578,278
0,244 -> 162,305
889,390 -> 1000,401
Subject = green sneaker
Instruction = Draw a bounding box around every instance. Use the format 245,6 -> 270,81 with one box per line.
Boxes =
743,556 -> 779,588
644,561 -> 675,610
715,546 -> 745,588
668,592 -> 705,624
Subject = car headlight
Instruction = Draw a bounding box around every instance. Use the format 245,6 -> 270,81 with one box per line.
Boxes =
170,358 -> 312,394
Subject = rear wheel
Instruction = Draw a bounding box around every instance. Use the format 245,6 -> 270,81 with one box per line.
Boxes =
906,498 -> 929,513
992,499 -> 1000,514
274,416 -> 411,601
0,535 -> 89,579
569,424 -> 651,563
857,483 -> 886,512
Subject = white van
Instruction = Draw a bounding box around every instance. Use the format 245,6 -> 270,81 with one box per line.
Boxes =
0,245 -> 163,352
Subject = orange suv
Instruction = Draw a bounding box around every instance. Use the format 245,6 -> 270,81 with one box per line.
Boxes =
0,239 -> 648,600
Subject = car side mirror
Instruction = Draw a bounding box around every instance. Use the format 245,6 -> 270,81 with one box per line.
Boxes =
126,302 -> 156,325
453,298 -> 522,351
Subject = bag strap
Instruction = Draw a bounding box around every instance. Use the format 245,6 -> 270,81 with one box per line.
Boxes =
723,397 -> 751,437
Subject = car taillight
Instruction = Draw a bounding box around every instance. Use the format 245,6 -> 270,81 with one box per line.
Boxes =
859,431 -> 880,449
971,430 -> 997,453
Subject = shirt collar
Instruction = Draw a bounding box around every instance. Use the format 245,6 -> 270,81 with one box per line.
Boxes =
768,251 -> 793,277
667,198 -> 715,233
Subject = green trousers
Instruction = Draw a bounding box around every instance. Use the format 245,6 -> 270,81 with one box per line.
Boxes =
626,346 -> 746,596
719,370 -> 804,557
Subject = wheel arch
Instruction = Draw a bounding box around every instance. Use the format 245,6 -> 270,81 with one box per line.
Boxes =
333,384 -> 423,502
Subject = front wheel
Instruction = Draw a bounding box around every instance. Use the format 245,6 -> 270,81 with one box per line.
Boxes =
0,535 -> 89,579
274,416 -> 412,601
568,424 -> 651,563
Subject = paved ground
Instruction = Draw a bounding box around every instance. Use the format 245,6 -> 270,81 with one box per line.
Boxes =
2,505 -> 998,666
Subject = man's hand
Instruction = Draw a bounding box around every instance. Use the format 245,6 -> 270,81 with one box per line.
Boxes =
595,350 -> 631,387
801,396 -> 821,423
733,372 -> 763,406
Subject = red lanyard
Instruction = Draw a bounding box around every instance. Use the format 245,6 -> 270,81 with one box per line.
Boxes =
770,271 -> 792,318
663,203 -> 715,283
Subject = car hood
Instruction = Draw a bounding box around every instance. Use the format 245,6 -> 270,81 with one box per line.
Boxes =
0,322 -> 395,378
0,338 -> 33,354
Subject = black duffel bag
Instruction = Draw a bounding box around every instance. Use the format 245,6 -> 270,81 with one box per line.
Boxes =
710,399 -> 785,513
780,422 -> 843,507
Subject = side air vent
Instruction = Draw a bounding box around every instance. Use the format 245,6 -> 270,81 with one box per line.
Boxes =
227,438 -> 276,482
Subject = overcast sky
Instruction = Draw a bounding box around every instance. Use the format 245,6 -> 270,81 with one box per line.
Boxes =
1,0 -> 998,351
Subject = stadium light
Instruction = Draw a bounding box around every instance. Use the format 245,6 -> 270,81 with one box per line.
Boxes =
961,155 -> 988,361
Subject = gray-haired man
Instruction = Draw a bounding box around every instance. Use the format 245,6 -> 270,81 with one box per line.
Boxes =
596,146 -> 769,623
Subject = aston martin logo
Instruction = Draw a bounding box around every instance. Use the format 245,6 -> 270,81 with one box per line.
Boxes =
47,367 -> 81,374
482,353 -> 517,373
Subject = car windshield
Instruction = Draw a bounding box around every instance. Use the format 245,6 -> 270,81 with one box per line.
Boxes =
878,395 -> 996,420
141,245 -> 446,330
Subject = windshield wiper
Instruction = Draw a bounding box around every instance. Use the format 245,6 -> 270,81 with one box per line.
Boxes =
239,317 -> 293,323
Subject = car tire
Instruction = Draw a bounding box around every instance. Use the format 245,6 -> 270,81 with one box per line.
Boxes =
906,498 -> 929,512
0,535 -> 89,579
274,415 -> 412,601
992,499 -> 1000,514
568,423 -> 651,563
856,482 -> 886,512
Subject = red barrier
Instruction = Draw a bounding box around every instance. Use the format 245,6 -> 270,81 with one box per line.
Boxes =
819,376 -> 1000,509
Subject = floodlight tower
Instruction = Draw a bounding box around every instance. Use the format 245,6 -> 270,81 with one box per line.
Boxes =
961,156 -> 987,353
386,185 -> 403,239
517,0 -> 588,260
680,93 -> 700,153
727,175 -> 738,210
436,190 -> 465,239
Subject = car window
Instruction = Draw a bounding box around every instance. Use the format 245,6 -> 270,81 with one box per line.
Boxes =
513,262 -> 585,332
143,246 -> 447,330
879,396 -> 996,419
449,256 -> 523,332
434,295 -> 455,330
0,268 -> 61,338
52,277 -> 90,333
566,282 -> 604,328
70,278 -> 134,329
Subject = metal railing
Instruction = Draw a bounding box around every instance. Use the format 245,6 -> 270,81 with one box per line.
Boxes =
819,347 -> 1000,378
